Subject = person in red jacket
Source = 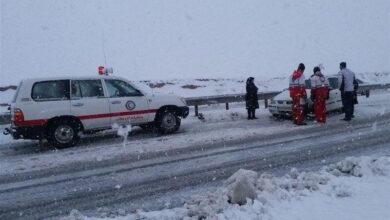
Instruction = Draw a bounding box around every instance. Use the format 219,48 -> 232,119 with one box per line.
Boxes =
289,63 -> 307,125
310,66 -> 330,123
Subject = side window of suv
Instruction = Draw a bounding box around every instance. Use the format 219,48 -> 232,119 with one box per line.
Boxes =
71,80 -> 104,99
32,80 -> 70,101
105,79 -> 143,97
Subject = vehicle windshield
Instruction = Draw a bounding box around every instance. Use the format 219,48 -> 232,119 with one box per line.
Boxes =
305,77 -> 339,90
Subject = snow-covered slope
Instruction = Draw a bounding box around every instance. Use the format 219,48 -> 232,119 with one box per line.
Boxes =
356,72 -> 390,84
0,73 -> 389,107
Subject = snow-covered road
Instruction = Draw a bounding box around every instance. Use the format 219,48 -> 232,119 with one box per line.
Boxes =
0,91 -> 390,219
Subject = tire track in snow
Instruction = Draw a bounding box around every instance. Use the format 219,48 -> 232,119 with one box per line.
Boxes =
0,114 -> 389,219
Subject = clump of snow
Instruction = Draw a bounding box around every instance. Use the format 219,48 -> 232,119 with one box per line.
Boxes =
326,156 -> 390,177
224,169 -> 258,205
62,156 -> 390,220
196,110 -> 245,123
60,209 -> 84,220
112,123 -> 132,148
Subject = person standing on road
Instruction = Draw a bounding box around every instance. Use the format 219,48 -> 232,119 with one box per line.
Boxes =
339,62 -> 358,121
310,66 -> 330,123
289,63 -> 307,125
245,77 -> 259,120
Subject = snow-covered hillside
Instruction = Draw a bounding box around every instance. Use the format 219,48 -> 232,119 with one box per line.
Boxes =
1,72 -> 389,106
135,72 -> 390,98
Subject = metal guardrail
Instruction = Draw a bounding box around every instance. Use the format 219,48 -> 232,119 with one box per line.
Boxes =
0,83 -> 389,125
357,83 -> 390,91
185,91 -> 281,116
186,83 -> 390,116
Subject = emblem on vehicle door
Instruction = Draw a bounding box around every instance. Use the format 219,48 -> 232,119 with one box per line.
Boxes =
125,101 -> 136,110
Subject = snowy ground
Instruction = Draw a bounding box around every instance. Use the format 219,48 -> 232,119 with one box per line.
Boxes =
61,155 -> 390,220
1,90 -> 390,219
1,90 -> 389,175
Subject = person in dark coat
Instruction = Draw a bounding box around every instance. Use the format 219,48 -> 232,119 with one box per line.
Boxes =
245,77 -> 259,120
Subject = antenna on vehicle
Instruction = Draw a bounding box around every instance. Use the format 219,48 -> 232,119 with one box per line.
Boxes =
98,30 -> 114,76
101,30 -> 108,67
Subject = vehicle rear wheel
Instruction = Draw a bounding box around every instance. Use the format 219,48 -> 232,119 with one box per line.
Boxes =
47,119 -> 80,148
156,110 -> 181,134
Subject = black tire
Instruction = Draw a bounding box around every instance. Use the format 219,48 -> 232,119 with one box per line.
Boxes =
47,118 -> 80,148
155,110 -> 181,134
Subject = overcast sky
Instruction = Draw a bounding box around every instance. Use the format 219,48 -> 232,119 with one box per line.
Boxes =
1,0 -> 389,85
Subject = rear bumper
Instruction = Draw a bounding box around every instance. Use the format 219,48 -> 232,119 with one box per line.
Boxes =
178,106 -> 190,118
5,125 -> 45,140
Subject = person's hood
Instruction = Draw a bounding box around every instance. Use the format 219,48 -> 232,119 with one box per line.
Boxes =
292,70 -> 303,81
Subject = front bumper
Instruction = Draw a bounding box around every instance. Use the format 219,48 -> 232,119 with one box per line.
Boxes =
269,103 -> 312,116
268,105 -> 292,115
4,125 -> 45,140
178,106 -> 190,118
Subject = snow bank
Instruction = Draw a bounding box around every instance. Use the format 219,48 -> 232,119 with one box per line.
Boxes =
356,72 -> 390,84
61,155 -> 390,220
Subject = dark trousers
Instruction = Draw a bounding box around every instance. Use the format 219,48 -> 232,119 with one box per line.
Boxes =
343,92 -> 354,120
247,108 -> 256,119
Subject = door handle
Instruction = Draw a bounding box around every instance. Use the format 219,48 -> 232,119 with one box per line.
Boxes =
72,103 -> 84,107
111,100 -> 122,104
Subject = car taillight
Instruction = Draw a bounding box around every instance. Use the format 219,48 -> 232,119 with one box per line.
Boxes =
14,108 -> 25,125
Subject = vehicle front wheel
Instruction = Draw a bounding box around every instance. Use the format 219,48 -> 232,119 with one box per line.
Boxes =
156,110 -> 181,134
47,119 -> 80,148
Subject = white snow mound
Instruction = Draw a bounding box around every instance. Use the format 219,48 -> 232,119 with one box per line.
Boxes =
61,156 -> 390,220
224,169 -> 258,205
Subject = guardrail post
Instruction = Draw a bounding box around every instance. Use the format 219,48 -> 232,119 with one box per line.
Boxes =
264,99 -> 268,108
194,105 -> 199,116
225,103 -> 229,110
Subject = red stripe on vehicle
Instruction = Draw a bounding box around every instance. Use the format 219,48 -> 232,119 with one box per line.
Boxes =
14,119 -> 48,127
15,109 -> 159,127
78,109 -> 158,120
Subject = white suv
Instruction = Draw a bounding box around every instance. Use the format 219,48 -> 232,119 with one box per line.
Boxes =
4,75 -> 189,147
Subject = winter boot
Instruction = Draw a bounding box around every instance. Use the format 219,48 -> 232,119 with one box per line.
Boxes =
252,109 -> 258,119
247,109 -> 252,120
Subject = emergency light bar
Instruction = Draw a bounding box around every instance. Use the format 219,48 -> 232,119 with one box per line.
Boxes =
98,66 -> 114,75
